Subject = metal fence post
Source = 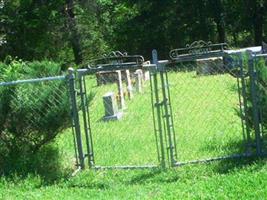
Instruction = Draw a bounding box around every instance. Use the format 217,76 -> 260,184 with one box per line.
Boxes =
154,51 -> 176,167
163,70 -> 178,164
68,68 -> 85,169
152,50 -> 166,168
78,74 -> 95,168
247,51 -> 262,156
238,53 -> 252,151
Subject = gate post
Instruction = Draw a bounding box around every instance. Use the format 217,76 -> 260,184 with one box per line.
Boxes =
78,73 -> 95,168
68,68 -> 85,169
152,50 -> 166,168
238,52 -> 252,152
152,50 -> 177,167
247,51 -> 262,156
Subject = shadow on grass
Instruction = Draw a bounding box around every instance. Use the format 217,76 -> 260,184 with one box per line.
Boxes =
199,136 -> 265,172
201,137 -> 247,155
121,137 -> 266,185
124,157 -> 266,186
0,144 -> 70,185
214,156 -> 265,174
125,169 -> 164,185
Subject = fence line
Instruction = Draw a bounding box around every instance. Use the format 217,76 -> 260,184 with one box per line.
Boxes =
1,44 -> 266,172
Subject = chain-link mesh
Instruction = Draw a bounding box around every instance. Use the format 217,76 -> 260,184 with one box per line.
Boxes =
0,76 -> 75,167
166,56 -> 246,162
254,55 -> 267,154
78,69 -> 159,167
74,49 -> 266,169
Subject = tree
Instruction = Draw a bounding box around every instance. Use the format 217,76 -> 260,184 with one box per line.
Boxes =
0,0 -> 68,61
245,0 -> 266,45
65,0 -> 83,64
208,0 -> 226,43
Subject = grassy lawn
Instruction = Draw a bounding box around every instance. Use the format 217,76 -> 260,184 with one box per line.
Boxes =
0,71 -> 266,199
168,72 -> 245,161
1,160 -> 267,199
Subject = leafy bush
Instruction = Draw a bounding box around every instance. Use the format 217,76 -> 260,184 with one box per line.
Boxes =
0,60 -> 71,173
255,58 -> 267,128
243,56 -> 267,138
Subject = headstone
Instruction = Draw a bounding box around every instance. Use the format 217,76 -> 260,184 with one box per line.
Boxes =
196,57 -> 224,75
96,71 -> 118,86
134,69 -> 143,93
116,70 -> 126,109
143,70 -> 150,81
96,71 -> 128,86
103,92 -> 123,121
125,70 -> 133,100
143,61 -> 151,81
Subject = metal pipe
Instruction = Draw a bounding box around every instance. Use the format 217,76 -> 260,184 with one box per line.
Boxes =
152,49 -> 166,169
93,165 -> 158,170
248,51 -> 262,156
0,75 -> 65,86
82,76 -> 95,167
68,68 -> 85,169
149,71 -> 161,164
78,76 -> 93,168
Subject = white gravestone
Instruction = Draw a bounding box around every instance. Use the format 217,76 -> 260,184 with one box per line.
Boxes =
103,92 -> 123,121
125,70 -> 133,100
116,70 -> 126,109
134,69 -> 143,93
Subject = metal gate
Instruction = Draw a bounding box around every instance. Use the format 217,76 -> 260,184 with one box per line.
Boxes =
70,43 -> 267,170
151,41 -> 266,167
70,52 -> 167,169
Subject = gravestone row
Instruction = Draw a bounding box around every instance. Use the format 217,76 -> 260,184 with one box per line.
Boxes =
102,69 -> 149,121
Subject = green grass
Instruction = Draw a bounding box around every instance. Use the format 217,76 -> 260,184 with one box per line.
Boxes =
1,161 -> 267,199
168,72 -> 245,161
0,71 -> 266,199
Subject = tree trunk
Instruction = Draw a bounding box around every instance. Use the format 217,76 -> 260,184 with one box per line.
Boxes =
209,0 -> 226,43
65,0 -> 83,65
253,5 -> 264,46
216,19 -> 226,43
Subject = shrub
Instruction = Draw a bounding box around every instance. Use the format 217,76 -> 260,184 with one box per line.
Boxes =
0,60 -> 71,173
255,58 -> 267,128
243,55 -> 267,139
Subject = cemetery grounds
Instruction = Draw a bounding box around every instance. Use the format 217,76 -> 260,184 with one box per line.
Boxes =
0,70 -> 267,199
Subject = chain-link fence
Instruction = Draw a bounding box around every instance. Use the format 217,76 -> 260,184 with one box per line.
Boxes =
72,47 -> 267,170
251,54 -> 267,155
150,44 -> 267,166
165,55 -> 247,163
1,45 -> 265,172
0,75 -> 77,171
75,64 -> 161,169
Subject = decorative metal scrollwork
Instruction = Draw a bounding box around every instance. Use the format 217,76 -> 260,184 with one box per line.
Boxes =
88,51 -> 145,68
186,41 -> 212,55
103,51 -> 128,58
169,40 -> 228,60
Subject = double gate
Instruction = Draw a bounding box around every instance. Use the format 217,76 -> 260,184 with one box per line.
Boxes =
70,42 -> 267,170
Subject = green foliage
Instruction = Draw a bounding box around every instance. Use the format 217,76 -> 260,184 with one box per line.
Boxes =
74,2 -> 110,65
0,72 -> 267,199
1,0 -> 267,63
0,0 -> 70,62
255,58 -> 267,127
0,60 -> 71,174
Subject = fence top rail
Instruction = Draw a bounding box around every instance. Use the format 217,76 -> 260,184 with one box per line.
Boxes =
77,63 -> 156,77
169,41 -> 228,61
0,75 -> 66,87
255,53 -> 267,58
